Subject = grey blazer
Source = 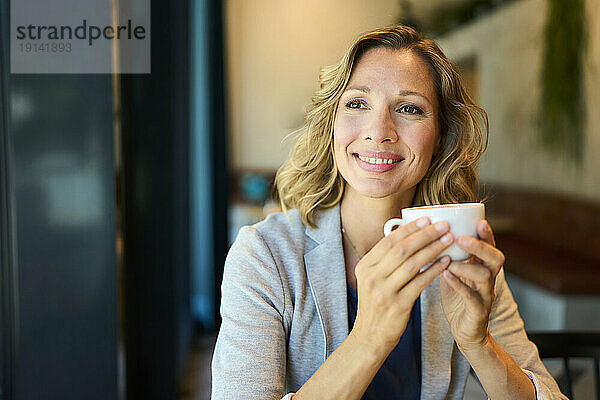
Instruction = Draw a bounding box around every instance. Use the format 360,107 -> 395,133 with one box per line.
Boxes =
211,205 -> 566,399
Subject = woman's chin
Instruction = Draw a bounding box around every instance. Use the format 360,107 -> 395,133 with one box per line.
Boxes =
349,183 -> 402,200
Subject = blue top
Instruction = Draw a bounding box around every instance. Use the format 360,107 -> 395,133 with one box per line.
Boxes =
347,283 -> 421,400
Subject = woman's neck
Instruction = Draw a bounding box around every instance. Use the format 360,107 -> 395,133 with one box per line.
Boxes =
339,187 -> 415,258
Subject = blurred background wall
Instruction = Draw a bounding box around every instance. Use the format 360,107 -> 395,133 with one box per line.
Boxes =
225,0 -> 400,171
438,0 -> 600,199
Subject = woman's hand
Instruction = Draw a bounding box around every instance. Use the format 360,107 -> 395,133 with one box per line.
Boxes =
350,217 -> 453,359
440,220 -> 505,353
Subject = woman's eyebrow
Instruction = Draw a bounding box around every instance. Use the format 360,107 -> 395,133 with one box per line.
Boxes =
397,90 -> 432,106
344,85 -> 370,93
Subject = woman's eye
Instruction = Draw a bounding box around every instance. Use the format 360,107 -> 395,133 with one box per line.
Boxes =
345,99 -> 366,109
398,104 -> 424,115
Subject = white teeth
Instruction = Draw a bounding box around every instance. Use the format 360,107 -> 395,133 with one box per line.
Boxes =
357,154 -> 402,165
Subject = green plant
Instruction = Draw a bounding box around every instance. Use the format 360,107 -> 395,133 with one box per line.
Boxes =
538,0 -> 587,163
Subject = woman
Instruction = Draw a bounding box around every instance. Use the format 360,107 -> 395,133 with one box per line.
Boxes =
211,25 -> 565,399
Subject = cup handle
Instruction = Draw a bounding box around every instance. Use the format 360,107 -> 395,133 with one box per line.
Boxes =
383,218 -> 405,237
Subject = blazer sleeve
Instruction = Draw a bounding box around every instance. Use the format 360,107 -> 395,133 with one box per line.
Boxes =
488,268 -> 568,400
211,226 -> 292,400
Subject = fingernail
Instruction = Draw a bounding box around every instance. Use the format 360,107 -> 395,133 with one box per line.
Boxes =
434,221 -> 449,233
416,217 -> 430,228
440,256 -> 450,264
440,233 -> 452,244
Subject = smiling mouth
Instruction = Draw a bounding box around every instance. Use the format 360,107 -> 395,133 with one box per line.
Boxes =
354,153 -> 404,165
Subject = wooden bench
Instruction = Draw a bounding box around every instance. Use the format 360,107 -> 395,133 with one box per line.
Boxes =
482,184 -> 600,295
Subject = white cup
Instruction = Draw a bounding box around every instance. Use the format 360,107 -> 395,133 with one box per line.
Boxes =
383,203 -> 485,261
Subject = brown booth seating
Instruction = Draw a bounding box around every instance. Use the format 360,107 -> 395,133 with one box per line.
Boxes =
482,184 -> 600,295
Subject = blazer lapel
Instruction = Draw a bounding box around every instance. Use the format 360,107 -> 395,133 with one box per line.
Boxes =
420,276 -> 455,399
303,204 -> 349,362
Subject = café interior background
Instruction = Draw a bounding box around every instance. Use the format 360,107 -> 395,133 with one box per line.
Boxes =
1,0 -> 599,399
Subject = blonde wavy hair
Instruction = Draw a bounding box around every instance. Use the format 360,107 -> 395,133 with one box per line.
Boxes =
273,25 -> 488,228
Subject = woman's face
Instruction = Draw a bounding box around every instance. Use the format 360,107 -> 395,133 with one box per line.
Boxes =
333,47 -> 439,201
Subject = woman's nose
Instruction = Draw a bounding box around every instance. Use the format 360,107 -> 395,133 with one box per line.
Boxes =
362,108 -> 399,143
